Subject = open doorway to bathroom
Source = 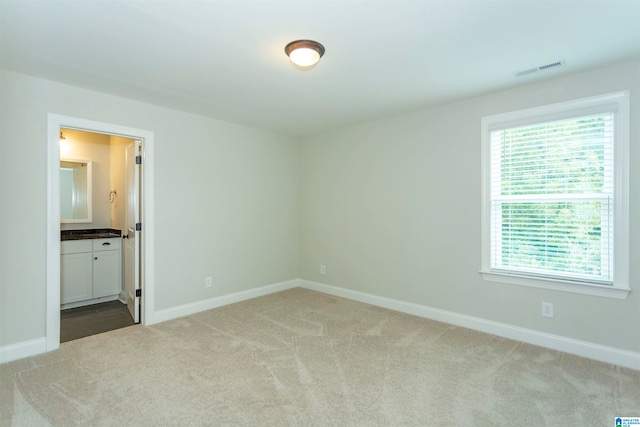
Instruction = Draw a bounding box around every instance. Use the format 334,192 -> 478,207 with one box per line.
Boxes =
46,113 -> 154,354
59,128 -> 141,342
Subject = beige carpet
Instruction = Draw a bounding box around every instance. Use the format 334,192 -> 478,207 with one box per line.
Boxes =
1,288 -> 638,426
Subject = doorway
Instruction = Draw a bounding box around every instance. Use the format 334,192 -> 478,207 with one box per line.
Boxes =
46,114 -> 155,352
59,129 -> 140,342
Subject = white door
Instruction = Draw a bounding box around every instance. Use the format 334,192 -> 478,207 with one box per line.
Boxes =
125,140 -> 141,323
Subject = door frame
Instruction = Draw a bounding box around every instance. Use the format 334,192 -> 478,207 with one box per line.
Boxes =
46,114 -> 155,352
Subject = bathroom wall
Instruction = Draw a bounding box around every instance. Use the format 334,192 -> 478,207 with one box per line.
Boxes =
109,136 -> 129,233
59,129 -> 111,230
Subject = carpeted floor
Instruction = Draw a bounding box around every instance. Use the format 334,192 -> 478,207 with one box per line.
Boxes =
1,287 -> 638,426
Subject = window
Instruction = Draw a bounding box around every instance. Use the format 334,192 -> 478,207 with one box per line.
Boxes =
481,92 -> 629,298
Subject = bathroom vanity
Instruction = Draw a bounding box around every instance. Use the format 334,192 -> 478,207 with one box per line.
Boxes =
60,229 -> 122,309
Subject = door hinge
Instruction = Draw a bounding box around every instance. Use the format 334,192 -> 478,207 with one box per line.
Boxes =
135,223 -> 142,231
136,289 -> 142,297
136,155 -> 142,165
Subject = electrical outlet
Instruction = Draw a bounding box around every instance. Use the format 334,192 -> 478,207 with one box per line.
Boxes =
542,302 -> 554,318
320,264 -> 326,274
205,276 -> 213,288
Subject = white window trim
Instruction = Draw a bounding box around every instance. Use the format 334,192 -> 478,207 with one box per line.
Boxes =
480,91 -> 630,299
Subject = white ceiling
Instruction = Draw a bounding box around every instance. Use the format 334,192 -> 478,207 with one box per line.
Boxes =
1,0 -> 639,137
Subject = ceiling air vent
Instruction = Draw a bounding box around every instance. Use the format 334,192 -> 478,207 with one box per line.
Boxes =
514,60 -> 565,77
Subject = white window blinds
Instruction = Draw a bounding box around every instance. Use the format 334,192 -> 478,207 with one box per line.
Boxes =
489,113 -> 614,284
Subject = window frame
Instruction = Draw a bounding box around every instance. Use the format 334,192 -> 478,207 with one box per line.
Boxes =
480,91 -> 630,299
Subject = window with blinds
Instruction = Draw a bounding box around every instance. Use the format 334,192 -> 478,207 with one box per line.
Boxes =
481,92 -> 629,297
490,113 -> 613,284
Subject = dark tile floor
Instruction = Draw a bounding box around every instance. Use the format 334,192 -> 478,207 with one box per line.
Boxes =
60,300 -> 135,343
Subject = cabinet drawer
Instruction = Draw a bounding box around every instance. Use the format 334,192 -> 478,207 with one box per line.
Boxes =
61,240 -> 92,254
93,238 -> 121,252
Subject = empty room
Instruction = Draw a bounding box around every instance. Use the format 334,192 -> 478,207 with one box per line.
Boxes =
0,0 -> 639,425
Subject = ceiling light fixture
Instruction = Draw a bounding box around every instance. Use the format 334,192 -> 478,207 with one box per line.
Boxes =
285,40 -> 325,69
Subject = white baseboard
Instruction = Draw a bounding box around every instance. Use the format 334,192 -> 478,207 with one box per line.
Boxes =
5,278 -> 637,370
298,279 -> 640,371
0,338 -> 47,365
151,279 -> 299,324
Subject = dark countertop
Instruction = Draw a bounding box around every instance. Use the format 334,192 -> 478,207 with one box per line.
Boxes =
61,228 -> 122,241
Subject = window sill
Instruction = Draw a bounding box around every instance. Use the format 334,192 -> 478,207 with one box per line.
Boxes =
480,270 -> 630,299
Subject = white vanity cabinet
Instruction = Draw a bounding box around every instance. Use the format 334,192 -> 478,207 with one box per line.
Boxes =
60,238 -> 122,306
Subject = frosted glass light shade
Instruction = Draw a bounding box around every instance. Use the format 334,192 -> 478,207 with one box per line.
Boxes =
289,47 -> 320,67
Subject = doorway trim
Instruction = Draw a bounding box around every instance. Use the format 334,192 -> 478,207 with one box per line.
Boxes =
47,114 -> 155,352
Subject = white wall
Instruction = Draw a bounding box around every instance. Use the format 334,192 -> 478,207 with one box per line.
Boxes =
0,70 -> 299,349
298,59 -> 640,353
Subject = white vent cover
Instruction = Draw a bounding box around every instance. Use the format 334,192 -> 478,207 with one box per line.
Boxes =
514,60 -> 565,77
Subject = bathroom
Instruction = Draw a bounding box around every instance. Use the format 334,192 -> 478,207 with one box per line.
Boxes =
59,128 -> 140,342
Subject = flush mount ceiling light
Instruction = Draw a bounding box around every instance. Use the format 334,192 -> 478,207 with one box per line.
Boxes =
284,39 -> 325,69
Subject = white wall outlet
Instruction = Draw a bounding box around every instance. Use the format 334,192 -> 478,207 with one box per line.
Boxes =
205,276 -> 213,288
320,264 -> 326,274
542,302 -> 554,318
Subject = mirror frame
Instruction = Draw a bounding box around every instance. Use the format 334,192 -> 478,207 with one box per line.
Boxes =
60,158 -> 93,223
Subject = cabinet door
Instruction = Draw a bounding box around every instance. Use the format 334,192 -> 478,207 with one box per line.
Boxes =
61,252 -> 93,304
93,250 -> 122,298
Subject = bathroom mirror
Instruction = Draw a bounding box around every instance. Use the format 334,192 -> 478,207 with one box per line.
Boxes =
60,159 -> 92,223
